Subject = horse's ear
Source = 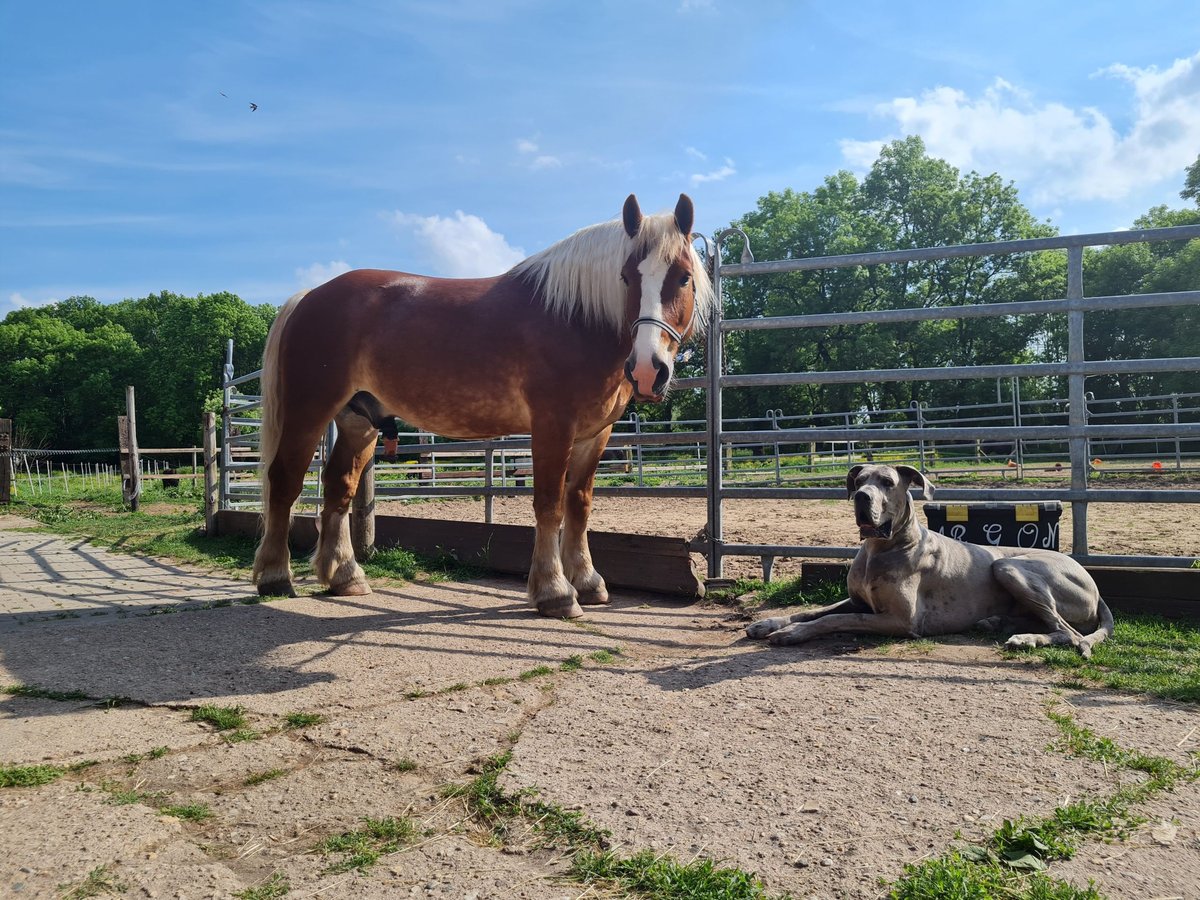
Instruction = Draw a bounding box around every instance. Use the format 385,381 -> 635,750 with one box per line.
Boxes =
846,465 -> 865,499
623,194 -> 643,238
896,465 -> 934,500
674,194 -> 694,236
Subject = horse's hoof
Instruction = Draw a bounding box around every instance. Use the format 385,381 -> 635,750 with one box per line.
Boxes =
329,578 -> 372,597
257,579 -> 297,598
536,595 -> 585,619
577,587 -> 610,606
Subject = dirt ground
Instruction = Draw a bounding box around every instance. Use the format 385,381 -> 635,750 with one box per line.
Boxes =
2,517 -> 1199,899
379,494 -> 1200,583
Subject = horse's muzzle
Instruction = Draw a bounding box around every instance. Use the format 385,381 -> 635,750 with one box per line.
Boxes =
625,355 -> 671,401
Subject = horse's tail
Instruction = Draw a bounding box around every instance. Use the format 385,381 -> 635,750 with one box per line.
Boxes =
257,290 -> 308,517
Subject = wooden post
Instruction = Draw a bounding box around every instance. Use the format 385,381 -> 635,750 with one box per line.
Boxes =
118,385 -> 141,511
203,411 -> 218,534
351,453 -> 376,559
0,419 -> 11,505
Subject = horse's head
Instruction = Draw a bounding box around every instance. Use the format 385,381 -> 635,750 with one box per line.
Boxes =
621,193 -> 704,402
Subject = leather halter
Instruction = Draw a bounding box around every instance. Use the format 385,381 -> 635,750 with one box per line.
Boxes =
630,301 -> 696,347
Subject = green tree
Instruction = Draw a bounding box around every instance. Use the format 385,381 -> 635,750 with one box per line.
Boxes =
714,136 -> 1059,423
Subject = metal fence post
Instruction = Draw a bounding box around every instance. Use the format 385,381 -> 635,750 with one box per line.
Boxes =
220,339 -> 233,512
351,452 -> 375,558
1172,394 -> 1182,471
484,444 -> 494,523
633,412 -> 644,486
0,419 -> 11,505
203,411 -> 218,533
1066,246 -> 1089,557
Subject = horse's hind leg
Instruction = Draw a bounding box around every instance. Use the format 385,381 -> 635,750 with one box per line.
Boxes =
254,428 -> 325,597
561,427 -> 611,606
313,410 -> 378,596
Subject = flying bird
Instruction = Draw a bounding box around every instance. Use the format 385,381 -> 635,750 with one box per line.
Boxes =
249,102 -> 258,112
219,91 -> 227,97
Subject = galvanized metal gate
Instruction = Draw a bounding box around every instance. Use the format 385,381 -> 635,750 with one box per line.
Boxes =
692,222 -> 1200,577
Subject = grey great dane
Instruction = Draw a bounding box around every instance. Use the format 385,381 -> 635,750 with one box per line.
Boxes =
747,464 -> 1113,657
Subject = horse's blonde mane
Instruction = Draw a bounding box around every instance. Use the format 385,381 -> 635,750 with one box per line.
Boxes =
510,210 -> 714,335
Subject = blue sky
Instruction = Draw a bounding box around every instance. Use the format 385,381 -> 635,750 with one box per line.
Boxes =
3,1 -> 1199,311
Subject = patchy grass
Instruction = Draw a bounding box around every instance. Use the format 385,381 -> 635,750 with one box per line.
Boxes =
444,751 -> 778,896
1007,614 -> 1200,703
282,711 -> 324,729
2,683 -> 91,702
571,849 -> 784,900
190,704 -> 248,731
12,495 -> 473,587
393,757 -> 418,773
58,864 -> 128,899
222,729 -> 263,744
244,768 -> 288,786
319,816 -> 418,874
888,703 -> 1198,897
518,665 -> 555,681
560,654 -> 584,672
588,648 -> 623,664
235,872 -> 291,900
0,763 -> 63,788
160,802 -> 214,822
481,676 -> 512,686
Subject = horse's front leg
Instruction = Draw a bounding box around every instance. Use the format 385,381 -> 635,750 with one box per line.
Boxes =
561,426 -> 611,607
529,423 -> 581,618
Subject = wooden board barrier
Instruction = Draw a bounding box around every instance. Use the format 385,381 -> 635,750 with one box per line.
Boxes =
214,509 -> 704,598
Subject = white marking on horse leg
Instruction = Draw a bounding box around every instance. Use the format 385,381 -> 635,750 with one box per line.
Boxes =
529,524 -> 580,617
314,507 -> 369,595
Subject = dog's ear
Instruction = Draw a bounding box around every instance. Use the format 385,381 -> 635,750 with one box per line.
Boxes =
896,465 -> 933,500
846,465 -> 865,499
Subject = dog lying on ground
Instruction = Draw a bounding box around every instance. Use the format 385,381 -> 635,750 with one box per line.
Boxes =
746,464 -> 1113,657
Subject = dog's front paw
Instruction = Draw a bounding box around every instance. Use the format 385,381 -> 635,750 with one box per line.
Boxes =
746,616 -> 788,640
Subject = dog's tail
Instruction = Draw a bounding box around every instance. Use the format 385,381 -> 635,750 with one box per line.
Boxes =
1078,595 -> 1115,659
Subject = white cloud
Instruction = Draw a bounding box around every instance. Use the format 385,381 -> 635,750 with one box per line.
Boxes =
841,52 -> 1200,205
678,0 -> 715,12
295,260 -> 352,290
530,154 -> 562,170
388,210 -> 526,277
685,146 -> 708,161
516,138 -> 539,155
6,291 -> 59,309
691,157 -> 737,184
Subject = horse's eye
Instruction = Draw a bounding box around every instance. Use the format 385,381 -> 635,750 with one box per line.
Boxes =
679,275 -> 691,287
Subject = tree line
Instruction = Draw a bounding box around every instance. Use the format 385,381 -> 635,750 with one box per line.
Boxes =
2,138 -> 1196,449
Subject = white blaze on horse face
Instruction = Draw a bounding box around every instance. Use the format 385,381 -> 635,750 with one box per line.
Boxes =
629,254 -> 671,397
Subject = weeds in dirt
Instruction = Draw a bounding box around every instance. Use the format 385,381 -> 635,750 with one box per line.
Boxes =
1007,614 -> 1200,703
481,676 -> 512,686
560,654 -> 584,671
393,758 -> 418,772
518,665 -> 555,681
442,751 -> 781,897
160,802 -> 213,822
571,849 -> 785,900
0,763 -> 63,787
318,816 -> 417,874
222,729 -> 262,744
283,711 -> 324,728
58,864 -> 128,899
588,647 -> 623,664
244,768 -> 288,786
235,872 -> 290,899
190,704 -> 248,731
888,703 -> 1199,898
3,683 -> 91,702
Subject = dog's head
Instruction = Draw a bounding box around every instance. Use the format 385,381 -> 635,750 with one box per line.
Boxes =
846,464 -> 933,541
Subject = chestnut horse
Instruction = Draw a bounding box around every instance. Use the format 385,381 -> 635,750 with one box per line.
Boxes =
251,194 -> 713,618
